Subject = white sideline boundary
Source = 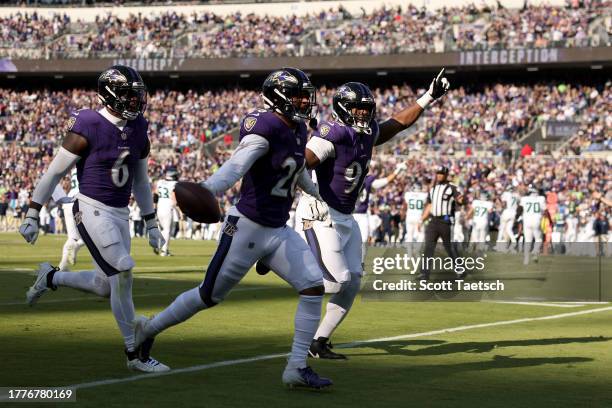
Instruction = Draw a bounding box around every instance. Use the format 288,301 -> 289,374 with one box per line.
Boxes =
32,305 -> 612,393
488,301 -> 584,308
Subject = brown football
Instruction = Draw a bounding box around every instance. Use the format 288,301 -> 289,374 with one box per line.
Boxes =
174,181 -> 221,224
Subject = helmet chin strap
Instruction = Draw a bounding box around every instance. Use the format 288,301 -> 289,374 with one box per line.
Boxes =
355,123 -> 372,135
335,104 -> 372,134
106,105 -> 126,120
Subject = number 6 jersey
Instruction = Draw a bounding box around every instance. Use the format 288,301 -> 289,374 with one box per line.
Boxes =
68,109 -> 150,208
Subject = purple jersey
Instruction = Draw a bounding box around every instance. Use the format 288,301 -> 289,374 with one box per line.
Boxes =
236,110 -> 307,228
313,120 -> 378,214
69,109 -> 149,208
355,175 -> 376,214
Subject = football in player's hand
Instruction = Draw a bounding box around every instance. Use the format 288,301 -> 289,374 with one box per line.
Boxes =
174,182 -> 221,223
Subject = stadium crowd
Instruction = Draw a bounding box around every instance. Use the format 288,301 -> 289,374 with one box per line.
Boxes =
360,155 -> 610,245
1,1 -> 608,59
562,83 -> 612,154
0,81 -> 609,244
0,87 -> 260,146
1,80 -> 608,152
1,144 -> 608,248
451,2 -> 602,51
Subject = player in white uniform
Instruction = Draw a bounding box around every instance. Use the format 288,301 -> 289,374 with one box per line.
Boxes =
496,188 -> 519,252
565,210 -> 578,254
578,214 -> 597,256
51,168 -> 85,271
565,211 -> 579,242
403,186 -> 428,256
453,208 -> 465,249
468,194 -> 494,252
519,186 -> 546,265
155,168 -> 178,256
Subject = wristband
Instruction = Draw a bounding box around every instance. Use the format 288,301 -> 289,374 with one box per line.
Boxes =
145,218 -> 158,230
25,208 -> 40,220
416,92 -> 434,109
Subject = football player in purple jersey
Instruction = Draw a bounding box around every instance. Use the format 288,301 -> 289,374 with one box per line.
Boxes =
19,65 -> 169,373
299,70 -> 450,359
132,68 -> 333,389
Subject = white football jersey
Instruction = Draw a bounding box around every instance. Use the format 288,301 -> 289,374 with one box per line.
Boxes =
501,191 -> 519,213
472,200 -> 493,225
520,195 -> 546,225
566,215 -> 578,232
68,168 -> 79,197
156,179 -> 177,211
454,210 -> 462,225
18,188 -> 29,206
404,191 -> 428,220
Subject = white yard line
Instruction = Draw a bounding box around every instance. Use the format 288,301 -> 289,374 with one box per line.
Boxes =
337,306 -> 612,346
21,305 -> 610,394
487,301 -> 583,308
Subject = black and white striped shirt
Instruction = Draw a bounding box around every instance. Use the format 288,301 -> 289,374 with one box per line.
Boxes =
427,182 -> 460,217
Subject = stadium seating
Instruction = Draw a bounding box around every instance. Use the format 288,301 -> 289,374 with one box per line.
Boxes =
0,80 -> 608,236
1,2 -> 609,59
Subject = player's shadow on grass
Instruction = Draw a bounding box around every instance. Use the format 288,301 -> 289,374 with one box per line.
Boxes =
0,270 -> 297,314
361,354 -> 594,375
343,336 -> 612,357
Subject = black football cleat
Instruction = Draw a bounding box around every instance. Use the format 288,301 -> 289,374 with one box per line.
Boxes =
138,337 -> 155,361
308,337 -> 347,360
255,261 -> 271,276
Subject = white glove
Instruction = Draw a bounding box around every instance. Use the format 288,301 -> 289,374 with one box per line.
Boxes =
302,195 -> 329,222
145,218 -> 165,250
19,208 -> 40,245
394,162 -> 408,175
417,68 -> 450,108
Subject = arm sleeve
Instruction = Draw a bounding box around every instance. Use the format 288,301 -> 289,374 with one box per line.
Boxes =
132,158 -> 155,216
31,147 -> 80,206
372,178 -> 389,190
306,137 -> 335,163
297,169 -> 321,200
202,134 -> 270,194
376,119 -> 406,146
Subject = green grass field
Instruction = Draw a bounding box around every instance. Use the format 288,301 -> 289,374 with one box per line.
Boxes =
1,232 -> 612,407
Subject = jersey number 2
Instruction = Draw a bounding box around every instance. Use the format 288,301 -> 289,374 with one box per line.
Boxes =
271,157 -> 304,198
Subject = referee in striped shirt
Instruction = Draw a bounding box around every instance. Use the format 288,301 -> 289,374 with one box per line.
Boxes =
419,165 -> 464,280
